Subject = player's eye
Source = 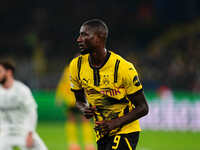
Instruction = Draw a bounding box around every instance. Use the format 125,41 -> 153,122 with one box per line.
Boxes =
80,32 -> 88,37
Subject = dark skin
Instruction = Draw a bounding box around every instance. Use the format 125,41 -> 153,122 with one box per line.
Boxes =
77,25 -> 107,67
74,24 -> 149,135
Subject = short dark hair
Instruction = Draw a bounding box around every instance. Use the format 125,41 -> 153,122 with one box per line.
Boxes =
0,60 -> 16,74
82,19 -> 108,40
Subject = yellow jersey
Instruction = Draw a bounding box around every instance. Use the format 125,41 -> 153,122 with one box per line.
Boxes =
69,51 -> 143,140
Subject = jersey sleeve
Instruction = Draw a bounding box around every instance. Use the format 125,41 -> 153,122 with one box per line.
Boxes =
19,86 -> 37,132
69,57 -> 82,91
122,62 -> 143,95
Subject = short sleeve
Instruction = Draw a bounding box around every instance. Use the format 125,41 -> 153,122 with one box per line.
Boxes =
122,62 -> 143,95
69,58 -> 82,91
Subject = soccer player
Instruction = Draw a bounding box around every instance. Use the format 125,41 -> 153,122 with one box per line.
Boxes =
69,19 -> 149,150
0,60 -> 48,150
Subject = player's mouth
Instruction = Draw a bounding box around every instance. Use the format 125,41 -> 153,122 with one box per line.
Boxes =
78,44 -> 85,49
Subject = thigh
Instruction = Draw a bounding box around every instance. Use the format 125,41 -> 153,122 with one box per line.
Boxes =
104,132 -> 140,150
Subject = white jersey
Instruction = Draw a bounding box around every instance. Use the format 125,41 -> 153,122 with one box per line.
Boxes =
0,80 -> 37,136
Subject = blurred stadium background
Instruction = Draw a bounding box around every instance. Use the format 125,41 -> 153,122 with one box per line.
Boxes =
1,0 -> 200,150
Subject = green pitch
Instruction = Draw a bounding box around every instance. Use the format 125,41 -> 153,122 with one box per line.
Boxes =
37,122 -> 200,150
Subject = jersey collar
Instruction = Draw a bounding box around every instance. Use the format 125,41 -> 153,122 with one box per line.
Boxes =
89,51 -> 111,70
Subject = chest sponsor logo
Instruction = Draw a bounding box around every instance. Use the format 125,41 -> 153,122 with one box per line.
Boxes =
86,88 -> 121,96
100,88 -> 121,96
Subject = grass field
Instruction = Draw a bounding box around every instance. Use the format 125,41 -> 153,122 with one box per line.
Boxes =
37,122 -> 200,150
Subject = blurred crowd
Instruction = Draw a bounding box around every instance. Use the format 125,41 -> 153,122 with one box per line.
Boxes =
2,23 -> 200,92
142,23 -> 200,92
1,0 -> 200,92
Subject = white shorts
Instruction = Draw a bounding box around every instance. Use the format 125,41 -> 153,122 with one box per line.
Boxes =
0,132 -> 48,150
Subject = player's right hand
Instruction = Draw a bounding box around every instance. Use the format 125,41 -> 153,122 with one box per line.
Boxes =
83,106 -> 96,119
26,132 -> 34,148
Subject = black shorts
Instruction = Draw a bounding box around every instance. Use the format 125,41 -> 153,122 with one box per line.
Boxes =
97,132 -> 140,150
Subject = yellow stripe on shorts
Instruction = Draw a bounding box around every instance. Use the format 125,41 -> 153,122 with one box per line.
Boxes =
124,137 -> 132,150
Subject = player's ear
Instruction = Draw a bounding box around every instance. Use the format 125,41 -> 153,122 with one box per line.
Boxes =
96,34 -> 105,44
93,34 -> 100,44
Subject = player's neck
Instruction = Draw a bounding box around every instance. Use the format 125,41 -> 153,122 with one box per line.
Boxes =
90,47 -> 107,68
3,77 -> 14,89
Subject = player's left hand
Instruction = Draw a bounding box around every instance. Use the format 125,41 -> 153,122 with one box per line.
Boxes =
95,119 -> 120,135
26,132 -> 34,148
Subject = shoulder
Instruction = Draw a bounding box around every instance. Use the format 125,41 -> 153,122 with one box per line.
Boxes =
69,54 -> 89,68
69,55 -> 79,66
14,80 -> 32,95
110,51 -> 135,70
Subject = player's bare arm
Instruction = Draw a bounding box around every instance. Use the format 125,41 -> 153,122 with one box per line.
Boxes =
96,91 -> 149,135
74,89 -> 96,119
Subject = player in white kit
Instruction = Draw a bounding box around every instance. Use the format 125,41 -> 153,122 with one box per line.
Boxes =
0,60 -> 48,150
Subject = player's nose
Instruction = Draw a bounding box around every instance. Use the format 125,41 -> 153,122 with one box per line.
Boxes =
77,35 -> 82,43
